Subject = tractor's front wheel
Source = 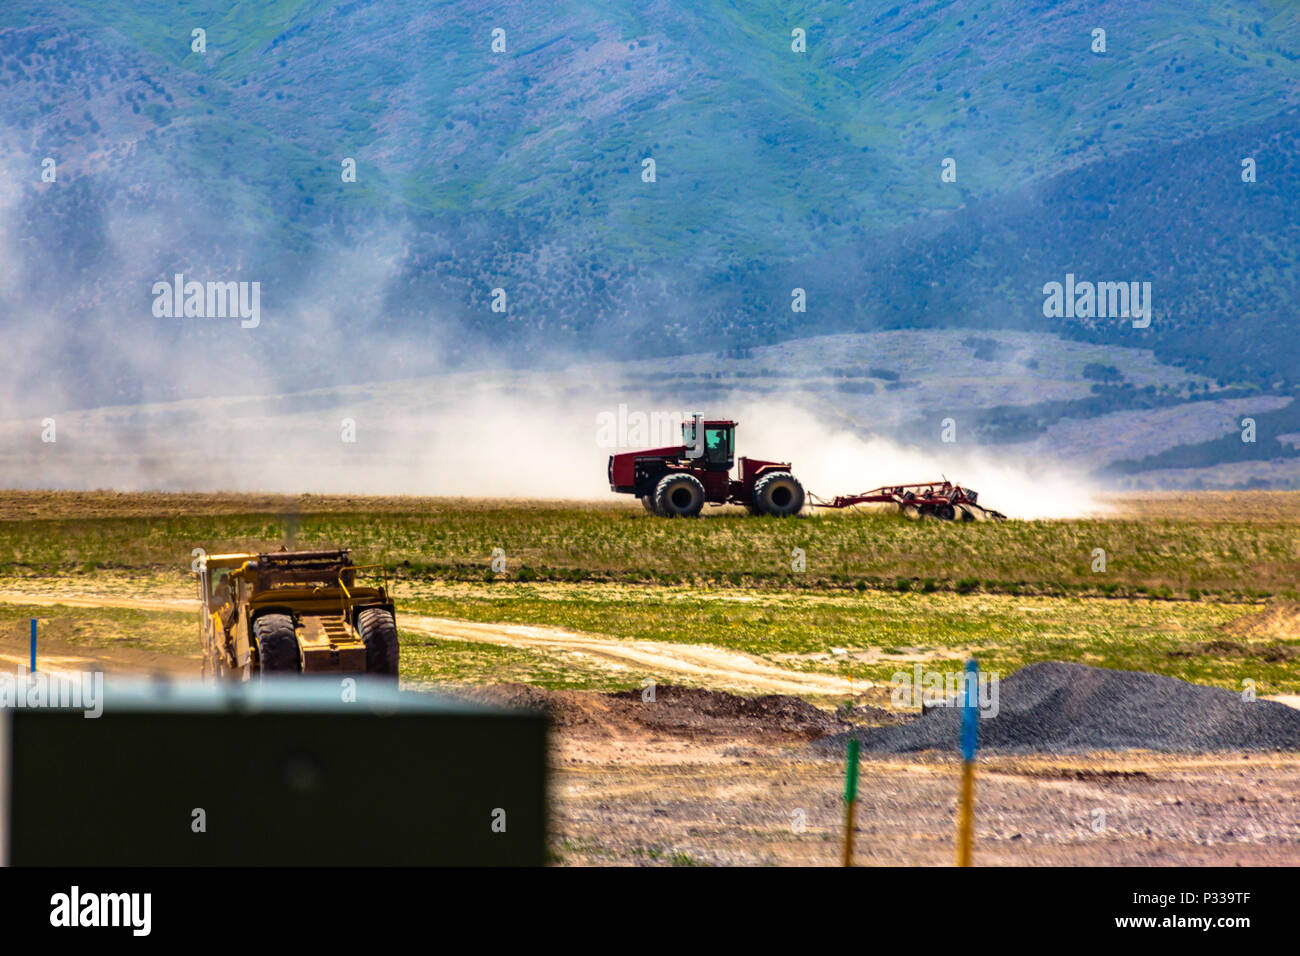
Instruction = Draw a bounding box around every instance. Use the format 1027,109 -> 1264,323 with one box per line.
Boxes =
752,471 -> 805,517
358,607 -> 400,680
640,494 -> 661,515
654,473 -> 706,517
254,613 -> 301,676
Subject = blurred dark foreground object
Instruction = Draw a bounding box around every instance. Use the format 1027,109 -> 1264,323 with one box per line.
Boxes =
0,677 -> 547,865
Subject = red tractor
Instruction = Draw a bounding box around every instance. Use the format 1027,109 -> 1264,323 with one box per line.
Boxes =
608,416 -> 805,517
608,415 -> 1007,521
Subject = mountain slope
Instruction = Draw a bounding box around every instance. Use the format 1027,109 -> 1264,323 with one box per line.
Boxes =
0,0 -> 1297,413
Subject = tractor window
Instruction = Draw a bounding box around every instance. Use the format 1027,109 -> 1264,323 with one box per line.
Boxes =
704,427 -> 733,463
208,570 -> 232,604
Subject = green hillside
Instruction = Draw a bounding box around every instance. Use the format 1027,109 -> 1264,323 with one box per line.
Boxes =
1,0 -> 1297,401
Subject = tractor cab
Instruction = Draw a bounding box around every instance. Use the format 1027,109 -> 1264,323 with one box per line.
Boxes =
607,413 -> 803,517
683,418 -> 736,471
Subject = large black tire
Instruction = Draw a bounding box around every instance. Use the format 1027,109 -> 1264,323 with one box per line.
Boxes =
254,612 -> 300,676
358,607 -> 400,679
654,473 -> 706,517
640,494 -> 660,515
752,471 -> 805,517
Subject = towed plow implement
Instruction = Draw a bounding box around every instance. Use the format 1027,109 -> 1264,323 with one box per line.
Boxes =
807,480 -> 1006,521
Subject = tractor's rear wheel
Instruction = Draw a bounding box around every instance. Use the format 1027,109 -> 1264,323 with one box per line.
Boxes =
752,471 -> 805,517
358,607 -> 400,679
253,613 -> 301,676
654,473 -> 706,517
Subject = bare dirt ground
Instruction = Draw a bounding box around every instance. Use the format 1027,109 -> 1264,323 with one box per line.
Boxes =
0,592 -> 192,613
548,751 -> 1300,866
455,684 -> 1300,866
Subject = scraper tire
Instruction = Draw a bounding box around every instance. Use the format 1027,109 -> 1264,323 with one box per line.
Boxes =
358,607 -> 400,679
254,613 -> 300,675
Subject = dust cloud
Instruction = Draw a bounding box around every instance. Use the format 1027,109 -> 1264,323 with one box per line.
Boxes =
733,404 -> 1111,519
0,139 -> 1105,518
0,374 -> 1109,519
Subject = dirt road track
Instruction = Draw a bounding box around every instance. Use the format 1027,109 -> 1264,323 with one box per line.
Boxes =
0,592 -> 193,612
0,591 -> 863,696
395,616 -> 864,697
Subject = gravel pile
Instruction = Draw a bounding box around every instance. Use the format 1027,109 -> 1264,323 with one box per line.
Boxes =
822,661 -> 1300,754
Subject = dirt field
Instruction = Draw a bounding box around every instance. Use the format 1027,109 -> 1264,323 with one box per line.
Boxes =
454,683 -> 1300,866
552,751 -> 1300,866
